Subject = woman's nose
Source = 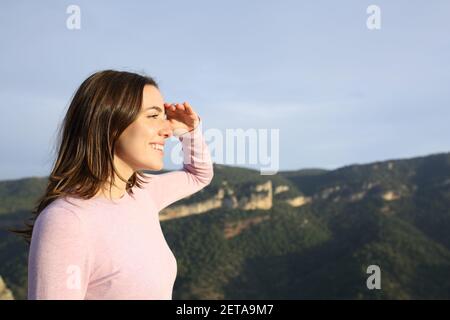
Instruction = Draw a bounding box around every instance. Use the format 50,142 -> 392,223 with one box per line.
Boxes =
159,119 -> 173,138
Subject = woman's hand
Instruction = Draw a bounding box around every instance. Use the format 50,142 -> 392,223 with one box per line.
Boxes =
164,102 -> 200,135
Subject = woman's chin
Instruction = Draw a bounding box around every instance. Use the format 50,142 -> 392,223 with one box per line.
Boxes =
144,162 -> 164,171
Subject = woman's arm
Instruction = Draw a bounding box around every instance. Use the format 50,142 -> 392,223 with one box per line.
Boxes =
145,117 -> 214,212
28,206 -> 91,300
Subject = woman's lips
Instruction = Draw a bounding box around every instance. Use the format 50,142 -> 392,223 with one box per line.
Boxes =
150,144 -> 164,156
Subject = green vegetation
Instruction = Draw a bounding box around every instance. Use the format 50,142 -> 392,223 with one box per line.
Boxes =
1,152 -> 449,299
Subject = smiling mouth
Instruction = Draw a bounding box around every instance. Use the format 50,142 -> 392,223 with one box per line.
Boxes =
149,143 -> 164,155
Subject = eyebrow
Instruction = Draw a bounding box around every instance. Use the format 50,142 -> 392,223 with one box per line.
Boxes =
144,106 -> 164,113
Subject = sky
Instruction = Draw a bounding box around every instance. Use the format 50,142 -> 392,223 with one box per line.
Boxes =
0,0 -> 449,180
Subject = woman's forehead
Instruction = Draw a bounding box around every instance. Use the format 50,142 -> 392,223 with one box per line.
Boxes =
142,85 -> 164,108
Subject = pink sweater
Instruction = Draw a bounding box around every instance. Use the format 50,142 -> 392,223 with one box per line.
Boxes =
27,119 -> 214,300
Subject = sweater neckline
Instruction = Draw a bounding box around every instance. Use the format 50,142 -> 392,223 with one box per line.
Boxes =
90,190 -> 134,205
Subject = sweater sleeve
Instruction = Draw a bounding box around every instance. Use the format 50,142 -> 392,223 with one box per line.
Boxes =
28,206 -> 91,300
145,117 -> 214,212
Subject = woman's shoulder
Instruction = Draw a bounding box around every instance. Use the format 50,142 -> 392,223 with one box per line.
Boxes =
30,198 -> 91,255
49,195 -> 90,212
33,200 -> 85,237
36,196 -> 93,226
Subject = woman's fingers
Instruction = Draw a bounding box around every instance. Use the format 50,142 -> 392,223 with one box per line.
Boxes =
168,104 -> 177,112
183,102 -> 194,114
163,102 -> 199,132
176,103 -> 185,111
165,102 -> 194,114
164,103 -> 174,112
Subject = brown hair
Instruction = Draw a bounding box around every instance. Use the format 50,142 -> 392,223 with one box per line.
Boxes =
10,69 -> 159,245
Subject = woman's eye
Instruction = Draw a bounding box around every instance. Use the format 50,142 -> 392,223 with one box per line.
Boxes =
147,114 -> 167,120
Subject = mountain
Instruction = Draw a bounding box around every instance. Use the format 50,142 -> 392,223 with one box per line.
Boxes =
0,152 -> 449,299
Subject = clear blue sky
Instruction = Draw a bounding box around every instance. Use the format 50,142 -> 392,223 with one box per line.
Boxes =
1,0 -> 449,180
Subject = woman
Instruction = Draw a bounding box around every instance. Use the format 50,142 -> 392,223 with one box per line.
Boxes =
12,69 -> 214,299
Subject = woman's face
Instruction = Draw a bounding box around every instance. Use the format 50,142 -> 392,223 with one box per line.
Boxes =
114,85 -> 173,172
